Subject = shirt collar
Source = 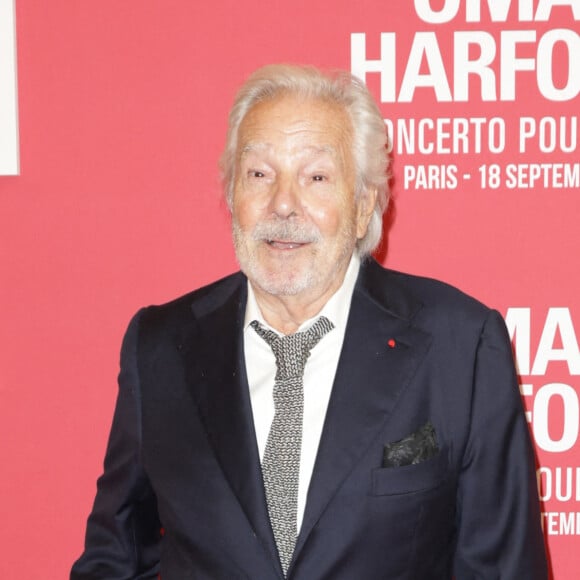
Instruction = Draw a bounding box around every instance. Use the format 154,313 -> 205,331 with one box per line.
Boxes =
244,252 -> 361,335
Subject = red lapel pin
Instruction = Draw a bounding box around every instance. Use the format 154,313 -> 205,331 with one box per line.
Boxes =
387,338 -> 396,348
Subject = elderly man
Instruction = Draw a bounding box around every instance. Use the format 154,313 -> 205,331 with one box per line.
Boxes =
71,65 -> 547,579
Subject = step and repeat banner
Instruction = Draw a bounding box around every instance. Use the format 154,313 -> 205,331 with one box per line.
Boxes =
0,1 -> 577,578
351,7 -> 579,578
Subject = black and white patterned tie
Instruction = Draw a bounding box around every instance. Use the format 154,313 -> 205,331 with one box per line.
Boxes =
251,316 -> 334,576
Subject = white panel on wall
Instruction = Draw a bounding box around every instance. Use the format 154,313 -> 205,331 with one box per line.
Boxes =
0,0 -> 19,175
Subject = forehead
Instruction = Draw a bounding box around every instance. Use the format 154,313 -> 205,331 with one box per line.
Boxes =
237,94 -> 353,157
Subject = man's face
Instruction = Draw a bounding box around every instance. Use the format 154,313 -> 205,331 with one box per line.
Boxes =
231,93 -> 373,301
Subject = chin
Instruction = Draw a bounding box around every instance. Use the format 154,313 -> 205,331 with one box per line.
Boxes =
251,269 -> 315,297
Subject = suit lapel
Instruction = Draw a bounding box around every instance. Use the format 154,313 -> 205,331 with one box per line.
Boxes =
181,275 -> 282,575
294,261 -> 432,561
177,262 -> 431,576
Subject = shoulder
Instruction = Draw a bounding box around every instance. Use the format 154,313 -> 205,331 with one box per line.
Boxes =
363,259 -> 490,312
360,259 -> 496,332
130,271 -> 246,336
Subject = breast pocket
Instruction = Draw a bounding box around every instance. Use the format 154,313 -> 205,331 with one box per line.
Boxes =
371,450 -> 448,496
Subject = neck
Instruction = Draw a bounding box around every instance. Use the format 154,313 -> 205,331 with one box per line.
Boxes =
252,287 -> 337,335
248,252 -> 360,334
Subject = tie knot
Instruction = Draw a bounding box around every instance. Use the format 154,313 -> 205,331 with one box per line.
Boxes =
251,316 -> 334,379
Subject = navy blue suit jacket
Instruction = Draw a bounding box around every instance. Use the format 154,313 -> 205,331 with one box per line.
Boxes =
71,260 -> 547,579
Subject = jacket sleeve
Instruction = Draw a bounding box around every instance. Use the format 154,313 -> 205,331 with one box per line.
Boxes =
453,309 -> 548,579
71,310 -> 161,579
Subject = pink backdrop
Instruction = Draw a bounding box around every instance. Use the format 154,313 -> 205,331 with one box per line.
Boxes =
0,1 -> 578,578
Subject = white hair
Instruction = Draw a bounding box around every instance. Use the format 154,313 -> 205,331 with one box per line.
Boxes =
220,64 -> 390,257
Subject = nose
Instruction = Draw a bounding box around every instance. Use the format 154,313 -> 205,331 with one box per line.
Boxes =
268,176 -> 301,219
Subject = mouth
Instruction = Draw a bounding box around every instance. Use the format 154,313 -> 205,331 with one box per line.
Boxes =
266,239 -> 309,250
249,221 -> 321,251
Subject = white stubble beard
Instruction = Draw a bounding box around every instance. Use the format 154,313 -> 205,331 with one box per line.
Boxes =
232,217 -> 357,298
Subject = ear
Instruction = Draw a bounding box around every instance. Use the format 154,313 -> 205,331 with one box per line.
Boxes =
356,187 -> 378,239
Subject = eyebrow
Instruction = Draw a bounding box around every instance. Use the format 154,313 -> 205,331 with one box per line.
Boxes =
240,143 -> 336,157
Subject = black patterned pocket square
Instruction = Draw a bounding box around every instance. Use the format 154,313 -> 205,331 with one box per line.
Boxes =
382,422 -> 438,468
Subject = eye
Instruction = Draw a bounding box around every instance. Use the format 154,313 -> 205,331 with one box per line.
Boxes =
249,170 -> 265,178
311,174 -> 327,182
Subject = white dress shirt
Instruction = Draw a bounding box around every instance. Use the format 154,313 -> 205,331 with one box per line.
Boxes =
243,253 -> 361,532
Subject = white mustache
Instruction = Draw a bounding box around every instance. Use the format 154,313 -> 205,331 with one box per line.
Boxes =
252,221 -> 322,244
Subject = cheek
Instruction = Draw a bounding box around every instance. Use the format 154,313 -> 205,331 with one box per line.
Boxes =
232,194 -> 262,230
306,201 -> 347,238
315,188 -> 358,230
